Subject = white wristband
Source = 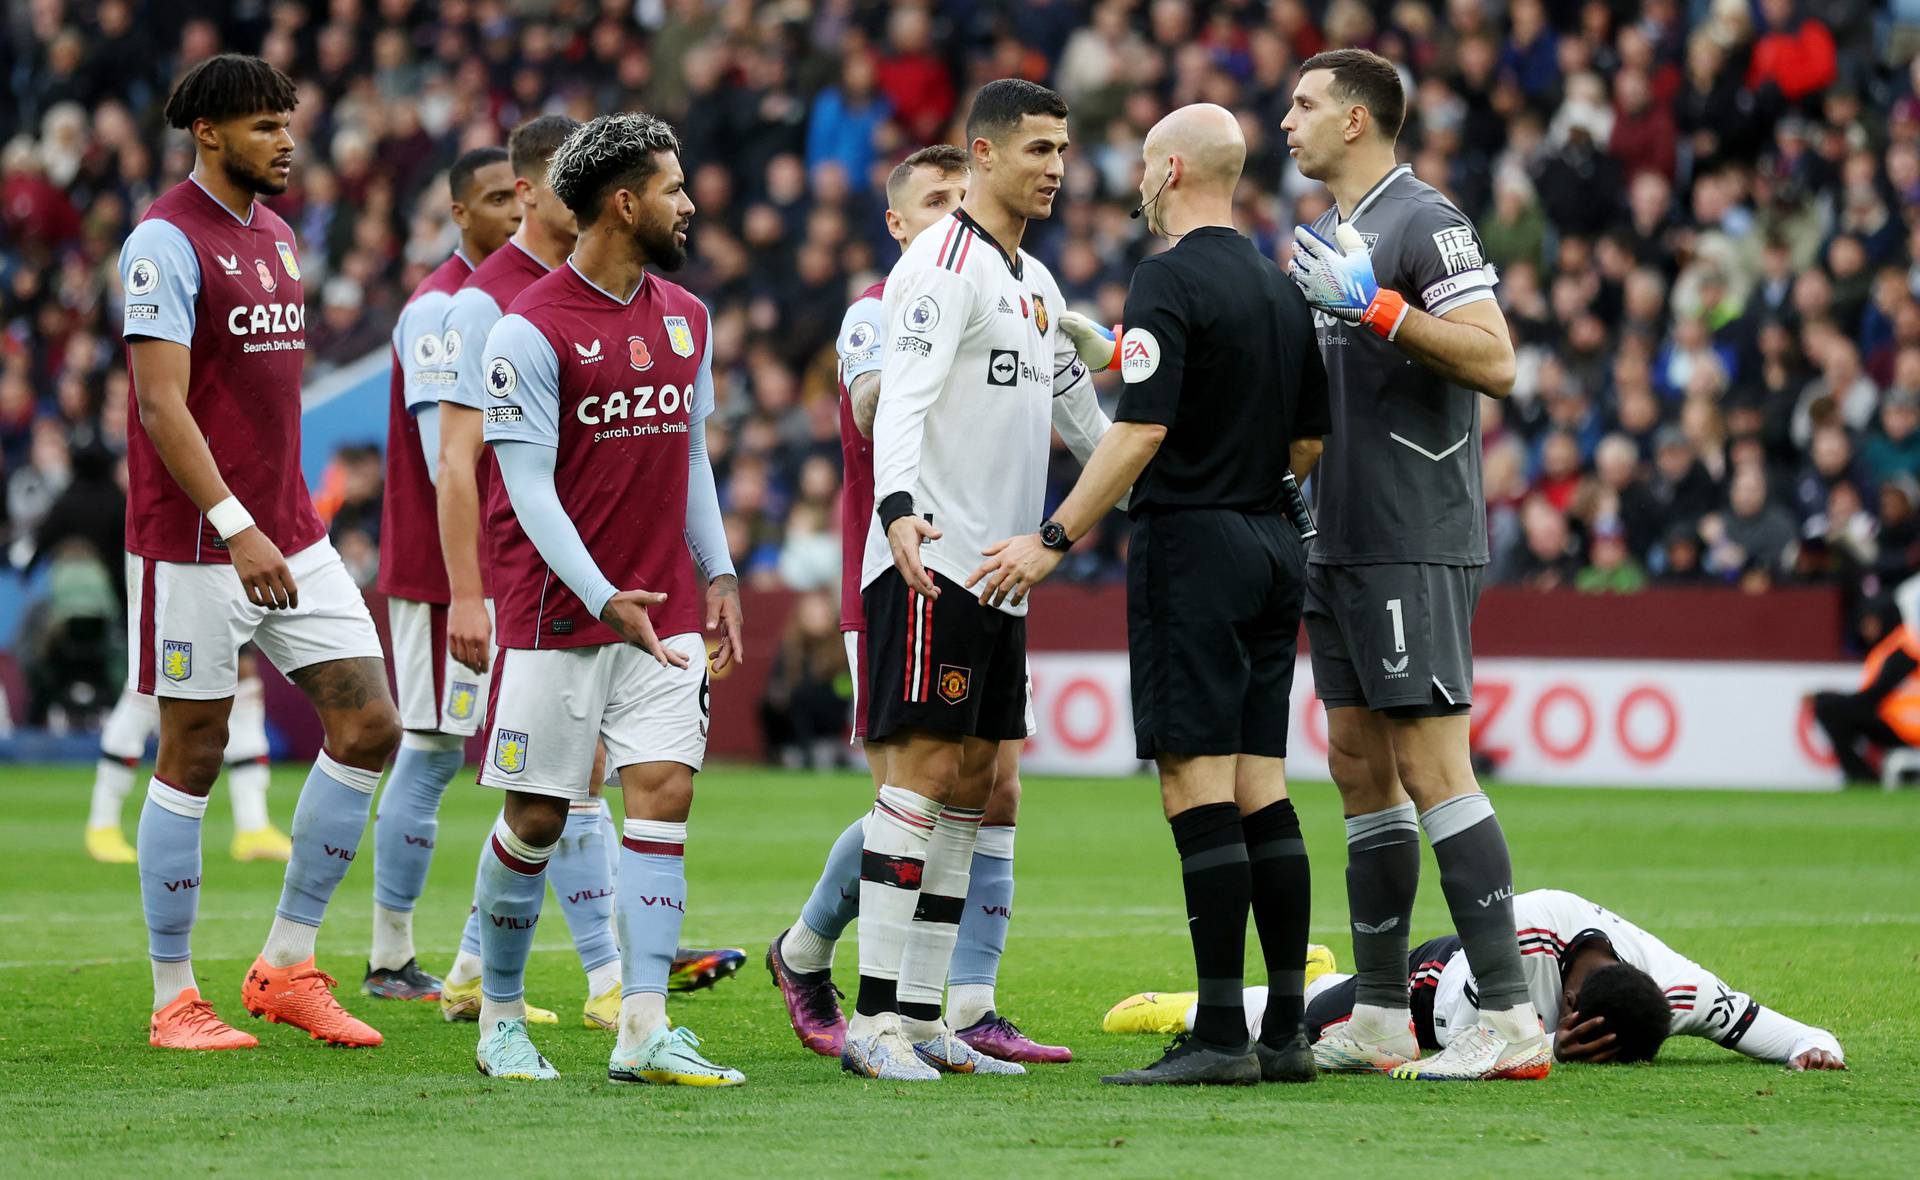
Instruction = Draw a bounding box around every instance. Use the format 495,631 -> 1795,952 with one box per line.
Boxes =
207,496 -> 255,540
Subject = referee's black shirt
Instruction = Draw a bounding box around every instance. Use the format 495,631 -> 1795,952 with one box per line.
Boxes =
1114,226 -> 1330,513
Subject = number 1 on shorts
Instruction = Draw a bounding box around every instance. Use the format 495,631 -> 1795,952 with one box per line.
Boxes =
1386,598 -> 1405,654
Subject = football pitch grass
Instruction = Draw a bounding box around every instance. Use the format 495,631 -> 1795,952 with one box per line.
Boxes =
2,766 -> 1916,1177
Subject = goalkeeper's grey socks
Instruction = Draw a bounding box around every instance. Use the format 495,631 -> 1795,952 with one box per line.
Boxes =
1421,792 -> 1528,1013
1345,802 -> 1420,1008
1243,799 -> 1310,1047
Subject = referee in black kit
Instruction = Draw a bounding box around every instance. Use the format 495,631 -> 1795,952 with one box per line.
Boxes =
971,102 -> 1331,1086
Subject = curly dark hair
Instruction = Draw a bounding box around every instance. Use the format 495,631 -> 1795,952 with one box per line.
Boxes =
1573,963 -> 1672,1063
162,54 -> 298,130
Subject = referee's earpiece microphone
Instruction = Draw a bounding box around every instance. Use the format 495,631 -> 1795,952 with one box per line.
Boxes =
1132,168 -> 1172,220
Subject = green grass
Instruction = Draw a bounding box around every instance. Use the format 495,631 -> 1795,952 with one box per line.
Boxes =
2,766 -> 1916,1177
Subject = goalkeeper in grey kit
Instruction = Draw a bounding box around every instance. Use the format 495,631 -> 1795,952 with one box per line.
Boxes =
1282,48 -> 1547,1081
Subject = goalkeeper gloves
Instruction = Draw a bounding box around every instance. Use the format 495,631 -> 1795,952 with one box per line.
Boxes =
1057,309 -> 1123,370
1290,222 -> 1409,341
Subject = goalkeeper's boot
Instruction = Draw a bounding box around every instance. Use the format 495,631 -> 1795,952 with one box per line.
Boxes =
669,946 -> 746,993
1102,991 -> 1195,1035
583,982 -> 620,1030
609,1025 -> 744,1087
476,1017 -> 558,1081
1313,1005 -> 1418,1073
230,824 -> 293,862
914,1026 -> 1026,1075
1305,943 -> 1337,988
1255,1030 -> 1317,1083
766,930 -> 847,1057
242,956 -> 382,1047
362,958 -> 442,1001
1101,1032 -> 1260,1086
440,974 -> 557,1024
1388,1007 -> 1552,1082
150,988 -> 258,1050
86,825 -> 137,864
842,1017 -> 940,1082
956,1013 -> 1072,1063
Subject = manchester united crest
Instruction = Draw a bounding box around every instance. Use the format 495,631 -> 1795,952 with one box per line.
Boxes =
1030,293 -> 1048,335
937,664 -> 971,705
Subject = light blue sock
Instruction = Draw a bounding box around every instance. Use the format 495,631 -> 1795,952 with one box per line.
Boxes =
618,819 -> 687,997
275,752 -> 380,926
138,778 -> 206,964
458,822 -> 492,960
371,734 -> 465,911
552,803 -> 619,973
476,817 -> 555,1003
799,816 -> 865,942
950,825 -> 1015,987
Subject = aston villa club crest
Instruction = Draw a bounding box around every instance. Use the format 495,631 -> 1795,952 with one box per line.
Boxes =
629,335 -> 653,371
937,664 -> 971,705
255,259 -> 277,293
1030,293 -> 1048,335
162,640 -> 193,682
492,729 -> 529,775
276,241 -> 301,281
663,315 -> 694,357
447,682 -> 478,722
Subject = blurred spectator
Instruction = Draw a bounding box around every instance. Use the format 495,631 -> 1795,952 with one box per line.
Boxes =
759,591 -> 851,769
1577,519 -> 1649,593
1702,464 -> 1800,580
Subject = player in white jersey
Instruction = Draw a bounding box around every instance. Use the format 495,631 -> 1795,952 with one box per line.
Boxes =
86,654 -> 283,863
1105,889 -> 1847,1071
840,79 -> 1103,1081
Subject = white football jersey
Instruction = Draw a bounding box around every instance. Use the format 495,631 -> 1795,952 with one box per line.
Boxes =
864,209 -> 1104,615
1429,889 -> 1839,1063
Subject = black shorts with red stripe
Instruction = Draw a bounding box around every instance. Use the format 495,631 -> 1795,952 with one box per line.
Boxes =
862,568 -> 1026,743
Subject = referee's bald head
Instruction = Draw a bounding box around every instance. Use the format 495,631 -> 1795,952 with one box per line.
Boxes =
1144,104 -> 1246,192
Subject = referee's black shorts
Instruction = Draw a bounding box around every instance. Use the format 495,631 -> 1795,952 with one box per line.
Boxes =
862,568 -> 1028,743
1126,508 -> 1305,761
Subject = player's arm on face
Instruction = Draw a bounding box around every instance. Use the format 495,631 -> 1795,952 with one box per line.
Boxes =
684,310 -> 742,671
873,265 -> 974,597
483,314 -> 686,669
837,295 -> 886,438
436,290 -> 502,672
121,220 -> 295,609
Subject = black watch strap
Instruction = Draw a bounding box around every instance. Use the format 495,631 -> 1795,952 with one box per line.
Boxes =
1039,520 -> 1072,551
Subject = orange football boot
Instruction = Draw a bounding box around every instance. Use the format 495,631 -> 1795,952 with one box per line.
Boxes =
242,956 -> 383,1046
150,988 -> 259,1050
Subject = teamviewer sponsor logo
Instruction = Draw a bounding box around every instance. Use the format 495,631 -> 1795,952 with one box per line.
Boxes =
987,349 -> 1018,386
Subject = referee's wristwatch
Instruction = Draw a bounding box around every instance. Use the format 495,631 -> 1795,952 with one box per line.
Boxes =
1039,520 -> 1072,552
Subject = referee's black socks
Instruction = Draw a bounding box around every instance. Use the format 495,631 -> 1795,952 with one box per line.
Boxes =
1242,799 -> 1310,1047
1168,802 -> 1251,1048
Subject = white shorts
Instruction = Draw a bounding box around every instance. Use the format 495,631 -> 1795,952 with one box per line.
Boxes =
478,633 -> 709,799
129,540 -> 384,700
845,629 -> 1034,746
389,597 -> 492,736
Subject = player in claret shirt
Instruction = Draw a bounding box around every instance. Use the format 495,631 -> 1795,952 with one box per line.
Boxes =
468,113 -> 744,1086
119,54 -> 399,1051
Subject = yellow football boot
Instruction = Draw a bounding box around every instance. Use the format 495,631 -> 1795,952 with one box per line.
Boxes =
583,982 -> 620,1030
1102,991 -> 1196,1035
1306,943 -> 1337,988
86,826 -> 137,863
230,825 -> 293,862
439,974 -> 558,1024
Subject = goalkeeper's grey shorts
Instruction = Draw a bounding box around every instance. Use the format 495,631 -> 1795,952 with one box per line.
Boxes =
1304,561 -> 1479,717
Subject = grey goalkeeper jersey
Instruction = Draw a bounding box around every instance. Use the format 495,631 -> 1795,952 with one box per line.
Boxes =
1307,164 -> 1495,567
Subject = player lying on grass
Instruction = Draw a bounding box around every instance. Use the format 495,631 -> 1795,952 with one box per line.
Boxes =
1103,889 -> 1846,1071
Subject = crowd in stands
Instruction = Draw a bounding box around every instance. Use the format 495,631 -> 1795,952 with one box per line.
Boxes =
2,0 -> 1917,661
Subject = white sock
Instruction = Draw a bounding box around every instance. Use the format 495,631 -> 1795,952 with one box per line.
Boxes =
847,1009 -> 891,1040
227,759 -> 271,831
1351,1001 -> 1410,1037
262,916 -> 318,967
617,991 -> 667,1049
370,903 -> 414,971
447,949 -> 483,987
781,921 -> 837,974
946,983 -> 996,1031
479,996 -> 527,1027
1484,1002 -> 1542,1042
586,959 -> 620,998
90,759 -> 137,829
152,958 -> 195,1009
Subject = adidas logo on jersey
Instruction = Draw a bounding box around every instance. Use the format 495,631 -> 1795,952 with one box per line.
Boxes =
574,339 -> 604,363
996,296 -> 1015,315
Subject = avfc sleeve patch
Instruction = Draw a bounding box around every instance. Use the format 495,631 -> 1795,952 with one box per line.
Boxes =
1120,327 -> 1161,383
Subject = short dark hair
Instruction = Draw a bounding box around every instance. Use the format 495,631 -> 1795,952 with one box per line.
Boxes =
449,146 -> 510,203
508,115 -> 580,182
964,78 -> 1069,146
1573,964 -> 1672,1063
1299,48 -> 1406,141
546,113 -> 682,224
886,144 -> 969,208
163,54 -> 298,130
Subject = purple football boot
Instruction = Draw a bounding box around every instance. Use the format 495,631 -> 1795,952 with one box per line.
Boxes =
956,1012 -> 1074,1064
766,928 -> 848,1057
